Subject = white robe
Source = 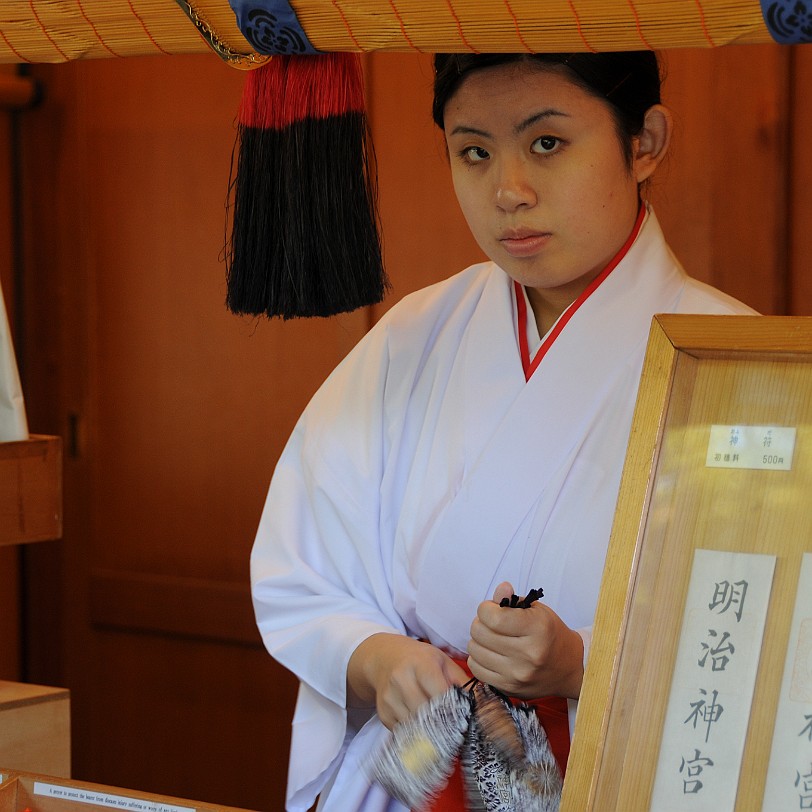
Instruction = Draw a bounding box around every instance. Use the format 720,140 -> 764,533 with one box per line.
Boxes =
250,209 -> 757,811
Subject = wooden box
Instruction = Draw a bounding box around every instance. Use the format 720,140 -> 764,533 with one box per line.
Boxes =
0,683 -> 69,778
561,315 -> 812,812
0,435 -> 62,546
0,770 -> 254,812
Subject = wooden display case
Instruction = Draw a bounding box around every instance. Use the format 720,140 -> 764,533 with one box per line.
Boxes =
0,683 -> 69,778
561,314 -> 812,812
0,435 -> 62,546
0,770 -> 254,812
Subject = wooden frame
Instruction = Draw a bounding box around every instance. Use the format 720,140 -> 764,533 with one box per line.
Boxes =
561,314 -> 812,812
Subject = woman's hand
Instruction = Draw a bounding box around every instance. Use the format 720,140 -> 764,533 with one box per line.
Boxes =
347,633 -> 469,730
467,581 -> 584,700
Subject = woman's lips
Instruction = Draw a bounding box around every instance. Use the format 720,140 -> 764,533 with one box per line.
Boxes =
498,230 -> 551,257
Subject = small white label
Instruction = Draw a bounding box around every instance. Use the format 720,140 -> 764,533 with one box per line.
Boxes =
706,425 -> 796,470
34,782 -> 195,812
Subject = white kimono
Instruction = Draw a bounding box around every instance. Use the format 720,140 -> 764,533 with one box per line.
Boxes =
250,208 -> 756,811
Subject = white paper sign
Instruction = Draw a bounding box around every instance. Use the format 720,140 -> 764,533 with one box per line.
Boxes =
706,425 -> 796,470
762,554 -> 812,811
650,549 -> 776,811
34,781 -> 195,812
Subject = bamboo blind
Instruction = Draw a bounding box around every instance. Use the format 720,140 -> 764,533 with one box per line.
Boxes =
0,0 -> 774,65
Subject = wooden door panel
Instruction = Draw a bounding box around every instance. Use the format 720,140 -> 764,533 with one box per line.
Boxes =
86,629 -> 295,810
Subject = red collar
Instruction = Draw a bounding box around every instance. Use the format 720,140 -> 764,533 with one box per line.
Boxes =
515,205 -> 646,381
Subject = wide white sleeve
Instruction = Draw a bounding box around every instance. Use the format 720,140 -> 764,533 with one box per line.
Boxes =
251,322 -> 410,702
250,322 -> 410,805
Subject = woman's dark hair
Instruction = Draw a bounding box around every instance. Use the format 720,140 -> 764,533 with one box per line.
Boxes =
433,52 -> 662,167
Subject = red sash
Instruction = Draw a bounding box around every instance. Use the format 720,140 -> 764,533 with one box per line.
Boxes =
418,659 -> 570,812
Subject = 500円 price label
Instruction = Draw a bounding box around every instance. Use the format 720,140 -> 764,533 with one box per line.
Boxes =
705,425 -> 796,471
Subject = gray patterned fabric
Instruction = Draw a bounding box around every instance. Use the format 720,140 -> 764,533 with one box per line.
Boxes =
369,681 -> 562,811
370,686 -> 472,809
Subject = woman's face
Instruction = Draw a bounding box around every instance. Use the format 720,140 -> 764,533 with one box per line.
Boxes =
443,61 -> 649,324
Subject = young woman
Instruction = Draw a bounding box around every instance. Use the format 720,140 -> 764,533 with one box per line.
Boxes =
250,51 -> 757,811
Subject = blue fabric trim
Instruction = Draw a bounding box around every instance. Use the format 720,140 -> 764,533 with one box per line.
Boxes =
760,0 -> 812,43
227,0 -> 320,54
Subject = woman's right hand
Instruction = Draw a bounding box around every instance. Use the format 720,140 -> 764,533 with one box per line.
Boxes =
347,633 -> 469,729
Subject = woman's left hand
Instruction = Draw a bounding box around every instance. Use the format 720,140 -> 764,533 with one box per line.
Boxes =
467,581 -> 584,700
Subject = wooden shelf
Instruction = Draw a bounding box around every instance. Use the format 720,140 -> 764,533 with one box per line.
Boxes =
0,435 -> 62,547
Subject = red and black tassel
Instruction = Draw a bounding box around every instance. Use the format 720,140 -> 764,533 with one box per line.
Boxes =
226,52 -> 388,319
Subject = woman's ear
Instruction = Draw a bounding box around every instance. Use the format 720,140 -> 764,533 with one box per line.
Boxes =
633,104 -> 673,184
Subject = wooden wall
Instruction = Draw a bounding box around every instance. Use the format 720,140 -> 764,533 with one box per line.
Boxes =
8,45 -> 811,810
369,46 -> 800,320
791,45 -> 812,314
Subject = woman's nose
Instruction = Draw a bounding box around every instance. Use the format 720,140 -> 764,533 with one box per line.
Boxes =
495,159 -> 537,212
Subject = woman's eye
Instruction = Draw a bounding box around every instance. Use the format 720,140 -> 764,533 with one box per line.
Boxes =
463,146 -> 490,163
531,136 -> 560,154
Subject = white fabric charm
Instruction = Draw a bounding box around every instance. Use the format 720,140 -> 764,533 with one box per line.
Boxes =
0,278 -> 28,441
